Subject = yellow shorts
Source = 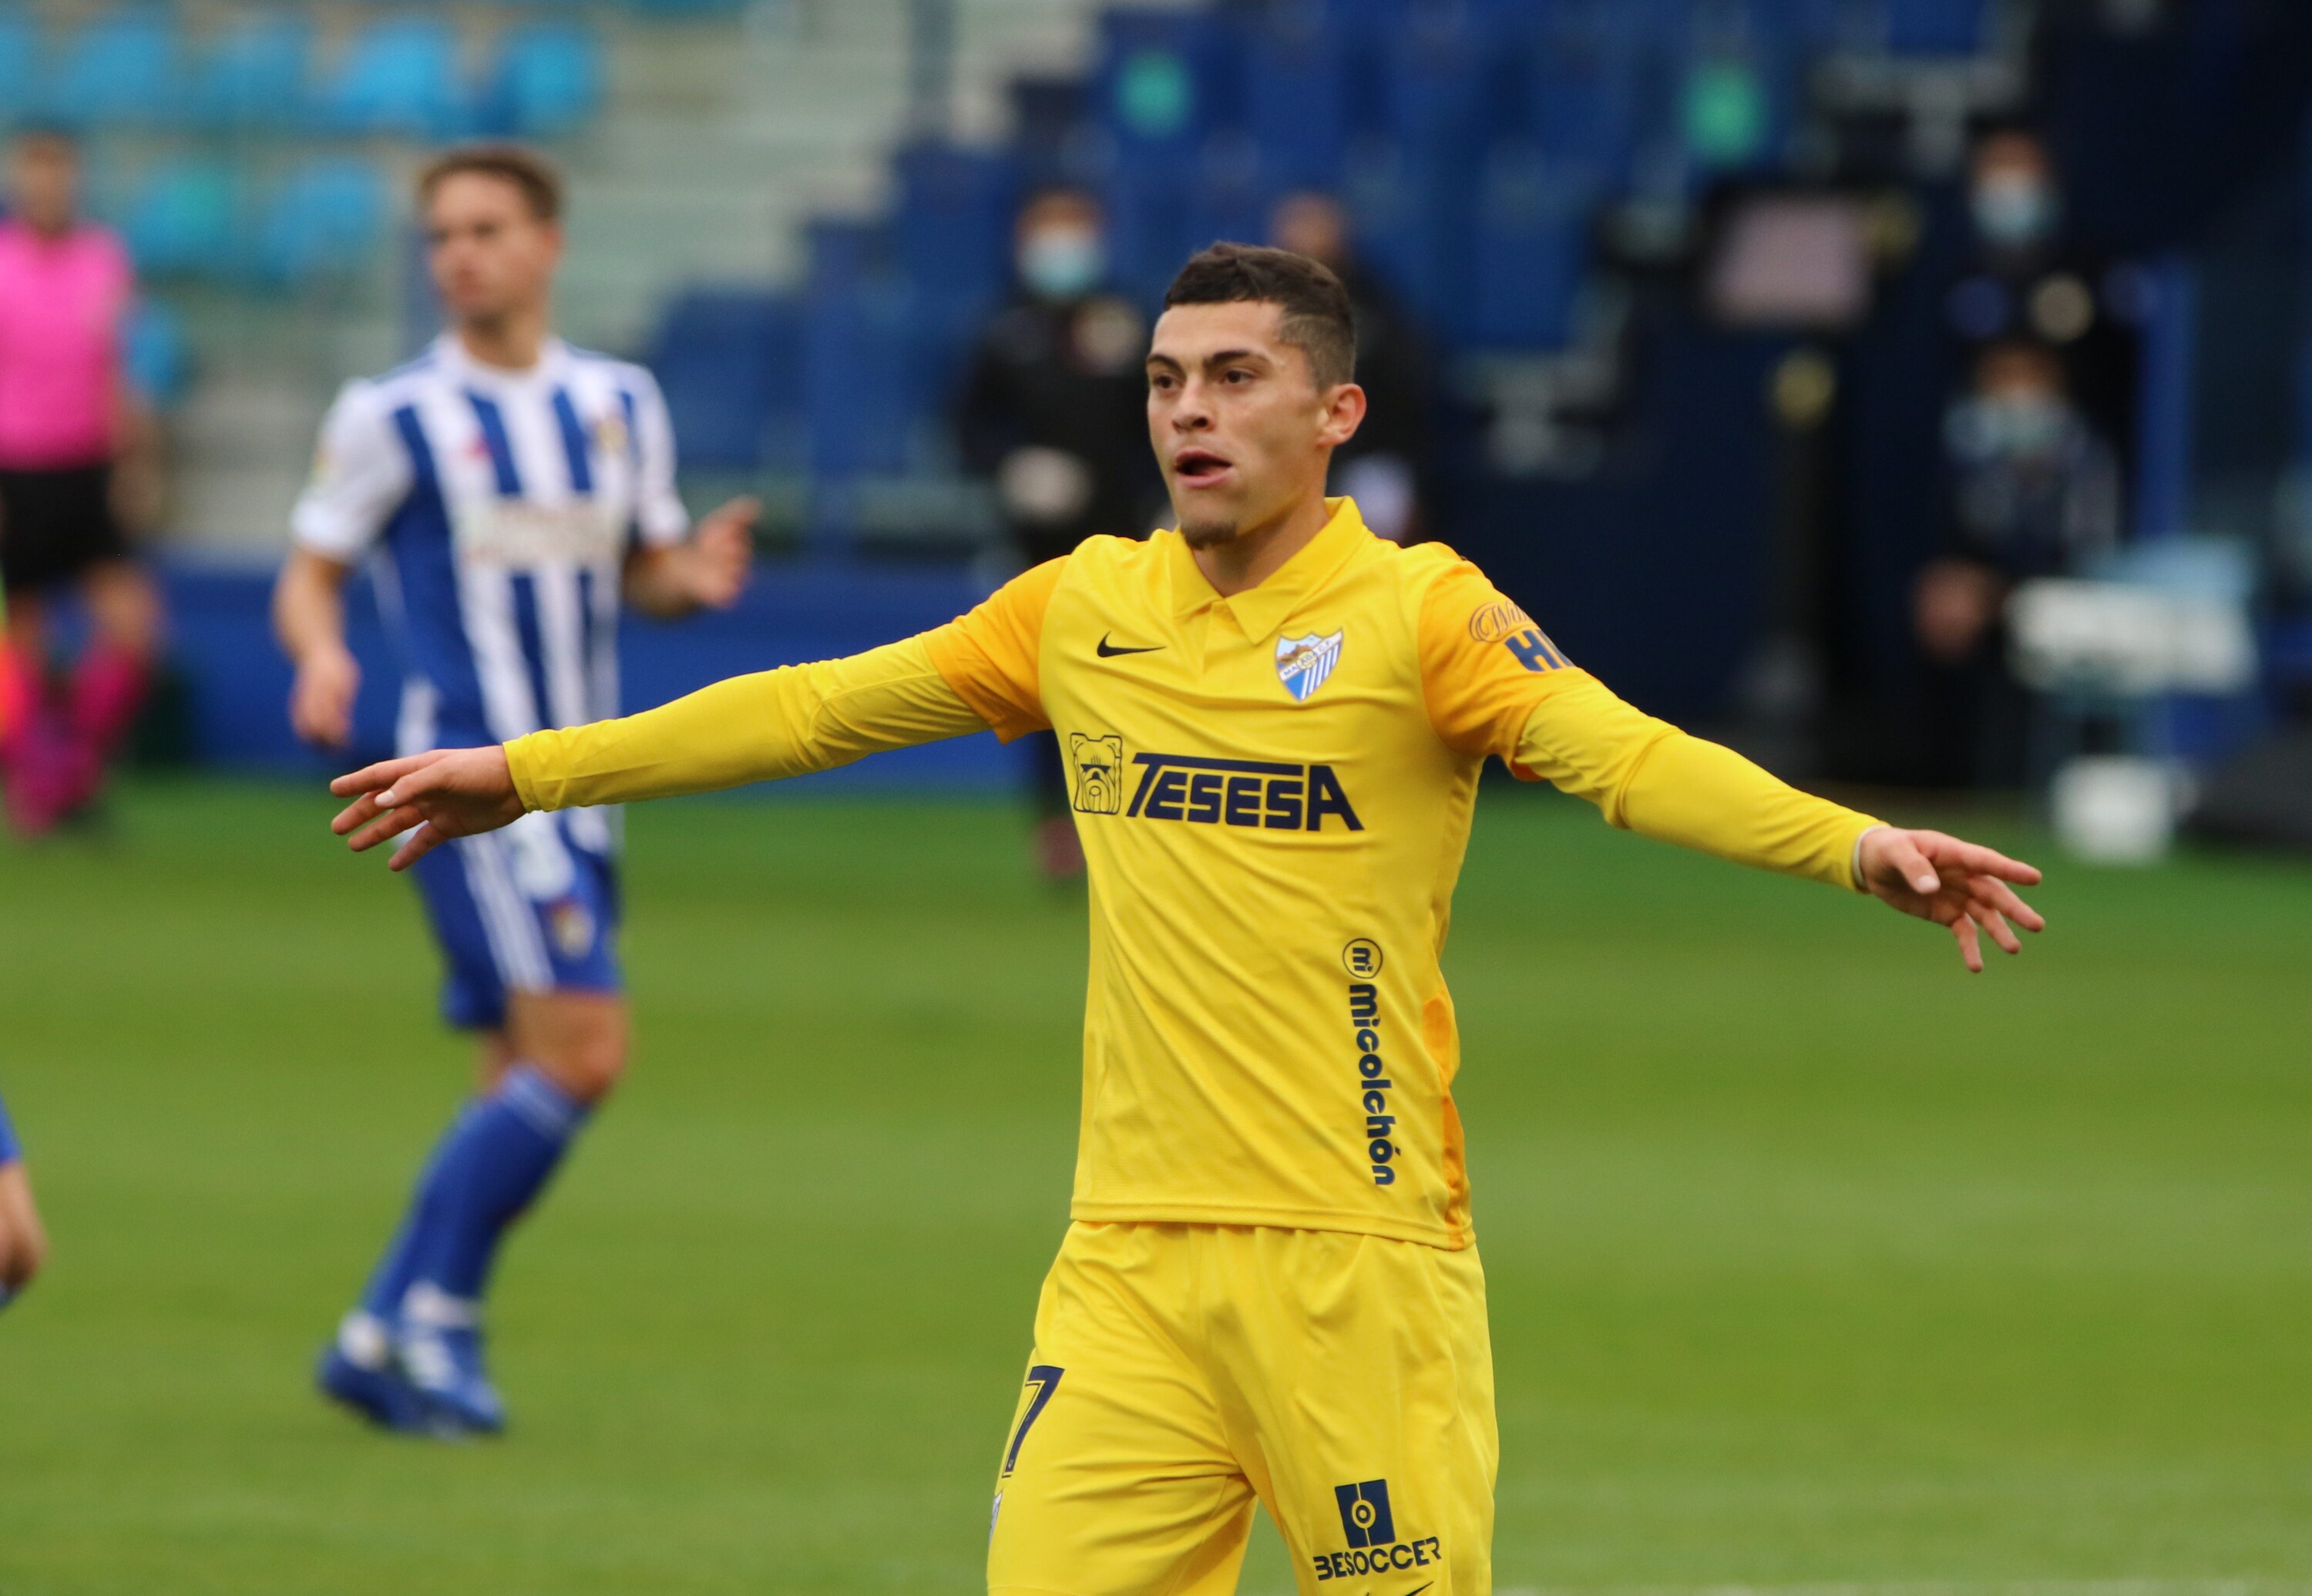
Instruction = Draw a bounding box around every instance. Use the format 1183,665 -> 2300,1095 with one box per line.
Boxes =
987,1221 -> 1497,1596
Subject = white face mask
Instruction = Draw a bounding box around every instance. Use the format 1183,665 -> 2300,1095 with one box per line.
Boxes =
1019,226 -> 1105,300
1972,174 -> 2057,250
1952,390 -> 2071,462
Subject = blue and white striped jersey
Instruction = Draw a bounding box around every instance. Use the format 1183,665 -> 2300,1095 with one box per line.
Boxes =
291,334 -> 690,756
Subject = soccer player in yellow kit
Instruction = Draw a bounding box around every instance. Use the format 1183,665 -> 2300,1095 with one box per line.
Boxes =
326,244 -> 2045,1595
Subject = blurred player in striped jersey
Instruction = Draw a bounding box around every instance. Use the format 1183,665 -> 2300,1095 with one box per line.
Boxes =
273,144 -> 754,1435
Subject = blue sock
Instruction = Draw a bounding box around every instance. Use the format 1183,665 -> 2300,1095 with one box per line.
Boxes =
356,1066 -> 590,1320
354,1105 -> 472,1322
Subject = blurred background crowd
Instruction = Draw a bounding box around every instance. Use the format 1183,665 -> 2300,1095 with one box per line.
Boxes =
4,0 -> 2311,863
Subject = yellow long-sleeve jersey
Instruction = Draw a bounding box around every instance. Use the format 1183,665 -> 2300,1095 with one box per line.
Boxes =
508,499 -> 1879,1248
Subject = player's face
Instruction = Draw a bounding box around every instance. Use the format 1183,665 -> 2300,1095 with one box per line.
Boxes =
1146,301 -> 1362,549
6,139 -> 77,236
424,173 -> 563,330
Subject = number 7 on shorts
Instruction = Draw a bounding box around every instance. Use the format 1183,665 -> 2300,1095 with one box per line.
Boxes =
1001,1364 -> 1064,1477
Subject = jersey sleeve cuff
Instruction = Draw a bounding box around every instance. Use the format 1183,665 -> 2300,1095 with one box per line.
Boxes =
502,734 -> 550,813
288,509 -> 372,563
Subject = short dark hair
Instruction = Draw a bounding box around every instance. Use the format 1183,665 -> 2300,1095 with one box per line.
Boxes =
1163,242 -> 1356,388
416,143 -> 563,223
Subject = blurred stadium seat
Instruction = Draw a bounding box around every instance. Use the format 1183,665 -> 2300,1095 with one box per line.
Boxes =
804,220 -> 921,478
646,289 -> 804,470
191,13 -> 311,131
49,9 -> 183,128
482,22 -> 603,139
1183,132 -> 1272,255
1467,142 -> 1592,350
0,9 -> 34,123
119,158 -> 238,279
1884,0 -> 1992,55
321,18 -> 470,139
1096,8 -> 1226,156
252,159 -> 385,287
1241,5 -> 1350,189
893,141 -> 1020,406
1379,3 -> 1493,172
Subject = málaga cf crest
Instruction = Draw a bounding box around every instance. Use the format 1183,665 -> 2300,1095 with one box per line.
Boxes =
1275,630 -> 1344,702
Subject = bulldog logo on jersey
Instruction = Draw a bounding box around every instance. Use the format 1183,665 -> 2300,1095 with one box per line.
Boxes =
1275,630 -> 1345,702
1068,732 -> 1125,815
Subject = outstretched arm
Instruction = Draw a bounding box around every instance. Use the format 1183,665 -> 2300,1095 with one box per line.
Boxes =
1419,557 -> 2042,973
330,635 -> 990,870
331,558 -> 1066,871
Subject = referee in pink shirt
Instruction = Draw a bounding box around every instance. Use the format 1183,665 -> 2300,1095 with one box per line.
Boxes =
0,128 -> 161,835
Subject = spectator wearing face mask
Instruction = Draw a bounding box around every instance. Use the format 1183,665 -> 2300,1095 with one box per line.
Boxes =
1268,190 -> 1437,545
955,188 -> 1164,879
1915,341 -> 2123,786
1946,126 -> 2147,477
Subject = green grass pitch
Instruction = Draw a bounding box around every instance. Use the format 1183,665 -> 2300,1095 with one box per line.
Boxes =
1,777 -> 2308,1594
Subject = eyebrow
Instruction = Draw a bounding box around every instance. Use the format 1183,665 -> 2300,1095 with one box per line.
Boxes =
1144,347 -> 1268,370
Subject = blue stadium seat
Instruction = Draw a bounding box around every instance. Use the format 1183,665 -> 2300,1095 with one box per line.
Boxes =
1316,0 -> 1410,49
1185,133 -> 1275,253
1885,0 -> 1989,54
0,11 -> 36,123
1101,153 -> 1199,304
1379,5 -> 1494,167
49,9 -> 182,127
1007,75 -> 1096,190
191,13 -> 311,131
1339,142 -> 1450,328
620,0 -> 748,16
894,142 -> 1018,335
119,159 -> 239,280
482,22 -> 601,139
804,220 -> 922,478
1680,49 -> 1787,173
1466,143 -> 1593,351
893,143 -> 1020,411
1096,8 -> 1235,156
646,289 -> 802,471
1242,7 -> 1353,189
253,160 -> 385,287
322,19 -> 469,139
122,299 -> 190,408
1529,8 -> 1640,188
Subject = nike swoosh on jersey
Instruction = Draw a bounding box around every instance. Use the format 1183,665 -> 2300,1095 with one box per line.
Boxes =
1096,634 -> 1164,657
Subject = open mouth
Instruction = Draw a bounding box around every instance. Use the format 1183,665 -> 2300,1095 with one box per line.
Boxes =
1172,448 -> 1233,487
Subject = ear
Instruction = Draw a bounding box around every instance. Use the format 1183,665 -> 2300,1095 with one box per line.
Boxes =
1316,382 -> 1366,450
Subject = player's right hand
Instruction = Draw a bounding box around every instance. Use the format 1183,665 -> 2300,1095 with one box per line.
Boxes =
330,746 -> 524,872
289,644 -> 361,748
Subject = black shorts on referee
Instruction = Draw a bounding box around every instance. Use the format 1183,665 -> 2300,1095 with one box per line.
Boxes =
0,461 -> 127,596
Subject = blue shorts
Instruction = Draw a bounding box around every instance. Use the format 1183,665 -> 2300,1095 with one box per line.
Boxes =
410,810 -> 622,1031
0,1086 -> 19,1166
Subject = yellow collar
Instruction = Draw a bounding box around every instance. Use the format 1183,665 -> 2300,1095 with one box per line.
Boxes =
1164,498 -> 1373,642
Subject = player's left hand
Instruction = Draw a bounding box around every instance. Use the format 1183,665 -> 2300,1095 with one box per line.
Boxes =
329,746 -> 525,872
1857,826 -> 2046,973
684,496 -> 758,610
